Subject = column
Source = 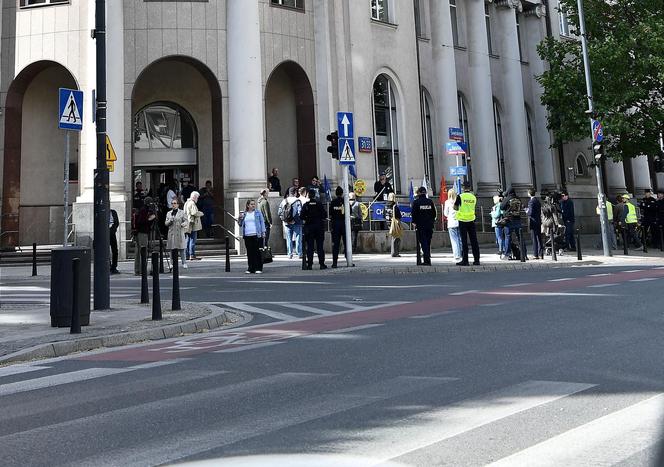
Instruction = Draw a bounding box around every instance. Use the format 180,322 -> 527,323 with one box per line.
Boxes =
523,4 -> 557,192
605,159 -> 627,198
430,0 -> 459,188
466,0 -> 500,196
631,155 -> 653,194
227,0 -> 266,193
495,0 -> 531,195
107,0 -> 125,199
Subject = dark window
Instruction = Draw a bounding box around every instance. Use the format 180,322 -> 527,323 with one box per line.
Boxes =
270,0 -> 304,10
450,0 -> 459,46
19,0 -> 68,8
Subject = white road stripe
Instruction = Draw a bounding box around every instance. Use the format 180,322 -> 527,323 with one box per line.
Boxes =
548,277 -> 574,282
481,291 -> 614,297
587,283 -> 619,288
588,273 -> 613,277
329,324 -> 384,333
408,312 -> 442,319
624,269 -> 644,273
223,302 -> 297,321
450,290 -> 479,296
215,342 -> 285,353
281,303 -> 334,315
0,368 -> 130,397
0,365 -> 51,378
489,393 -> 664,466
334,380 -> 595,464
628,277 -> 658,282
502,283 -> 533,287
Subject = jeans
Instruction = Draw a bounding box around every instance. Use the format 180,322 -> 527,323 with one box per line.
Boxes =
186,230 -> 198,259
264,224 -> 271,245
504,221 -> 522,258
285,223 -> 302,257
448,227 -> 461,259
494,226 -> 505,254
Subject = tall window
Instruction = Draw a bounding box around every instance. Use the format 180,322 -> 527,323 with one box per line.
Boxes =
526,107 -> 537,187
134,103 -> 197,151
450,0 -> 459,46
423,91 -> 435,192
493,100 -> 506,188
373,75 -> 401,192
485,4 -> 493,55
516,14 -> 524,61
414,0 -> 424,38
371,0 -> 390,22
559,8 -> 571,36
458,94 -> 472,186
271,0 -> 304,10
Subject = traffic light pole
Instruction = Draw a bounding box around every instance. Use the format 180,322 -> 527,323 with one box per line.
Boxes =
93,0 -> 110,309
577,0 -> 611,257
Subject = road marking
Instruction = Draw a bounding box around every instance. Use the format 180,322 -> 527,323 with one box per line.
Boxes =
281,303 -> 334,315
502,282 -> 533,287
548,277 -> 574,282
232,280 -> 331,285
450,290 -> 479,296
588,273 -> 613,277
354,284 -> 449,289
587,283 -> 619,288
481,291 -> 614,297
329,380 -> 596,464
0,365 -> 51,378
329,324 -> 384,333
480,302 -> 505,307
628,278 -> 658,282
0,368 -> 130,397
214,342 -> 285,353
624,269 -> 644,273
408,312 -> 442,319
222,302 -> 297,322
489,393 -> 664,467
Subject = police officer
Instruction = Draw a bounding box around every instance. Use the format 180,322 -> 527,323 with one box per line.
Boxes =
454,181 -> 480,266
301,188 -> 327,270
656,190 -> 664,247
411,186 -> 436,265
619,194 -> 641,248
638,189 -> 657,246
329,186 -> 345,268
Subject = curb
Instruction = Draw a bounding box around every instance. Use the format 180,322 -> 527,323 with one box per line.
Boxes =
0,304 -> 252,366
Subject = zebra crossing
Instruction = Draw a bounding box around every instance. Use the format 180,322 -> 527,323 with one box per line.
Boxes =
0,285 -> 138,305
1,361 -> 662,465
219,300 -> 411,322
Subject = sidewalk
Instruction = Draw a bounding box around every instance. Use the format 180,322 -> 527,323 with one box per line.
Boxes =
2,243 -> 663,365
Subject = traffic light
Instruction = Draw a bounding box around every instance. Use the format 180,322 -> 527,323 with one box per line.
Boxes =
593,143 -> 604,160
326,131 -> 339,159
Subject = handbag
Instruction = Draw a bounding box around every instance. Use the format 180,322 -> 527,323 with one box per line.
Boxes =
259,238 -> 273,264
389,217 -> 403,238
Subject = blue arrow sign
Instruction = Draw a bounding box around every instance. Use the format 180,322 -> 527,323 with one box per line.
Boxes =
592,119 -> 604,143
59,88 -> 83,131
337,112 -> 354,139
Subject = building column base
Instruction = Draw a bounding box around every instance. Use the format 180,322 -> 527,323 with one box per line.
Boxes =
540,183 -> 560,194
510,182 -> 534,198
476,181 -> 502,198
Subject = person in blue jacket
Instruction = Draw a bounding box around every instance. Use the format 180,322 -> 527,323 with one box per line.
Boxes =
238,199 -> 266,274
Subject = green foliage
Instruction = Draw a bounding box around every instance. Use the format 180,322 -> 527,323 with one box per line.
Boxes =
537,0 -> 664,160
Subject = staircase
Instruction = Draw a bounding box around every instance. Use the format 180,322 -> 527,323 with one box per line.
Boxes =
125,237 -> 237,259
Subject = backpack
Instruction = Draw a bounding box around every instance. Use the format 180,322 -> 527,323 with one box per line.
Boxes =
507,197 -> 522,220
279,200 -> 297,223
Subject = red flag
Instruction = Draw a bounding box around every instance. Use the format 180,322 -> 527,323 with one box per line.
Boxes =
439,176 -> 448,220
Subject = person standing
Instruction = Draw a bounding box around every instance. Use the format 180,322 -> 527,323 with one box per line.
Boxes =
385,193 -> 402,257
527,188 -> 543,259
301,188 -> 327,270
198,180 -> 215,238
308,176 -> 323,201
257,189 -> 273,245
181,180 -> 197,202
183,191 -> 204,261
268,168 -> 282,195
411,186 -> 436,265
500,188 -> 523,260
349,192 -> 362,250
281,187 -> 302,259
373,173 -> 394,201
560,191 -> 576,251
165,199 -> 189,269
656,190 -> 664,247
238,199 -> 266,274
443,189 -> 462,261
619,194 -> 641,248
491,194 -> 505,256
109,208 -> 119,274
133,197 -> 156,275
638,189 -> 657,246
329,186 -> 346,267
454,182 -> 480,266
133,181 -> 146,209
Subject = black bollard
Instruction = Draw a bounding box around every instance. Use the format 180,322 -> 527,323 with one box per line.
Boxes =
660,226 -> 664,252
642,227 -> 648,253
159,236 -> 165,273
519,228 -> 526,262
70,258 -> 81,334
171,249 -> 181,311
550,230 -> 557,261
225,236 -> 231,273
622,227 -> 629,255
32,242 -> 37,277
576,229 -> 582,260
152,251 -> 162,320
140,246 -> 149,304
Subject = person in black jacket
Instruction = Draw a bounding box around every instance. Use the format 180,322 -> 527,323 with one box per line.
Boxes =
527,188 -> 543,259
109,208 -> 120,274
329,186 -> 345,268
500,187 -> 524,260
411,186 -> 436,265
301,188 -> 327,270
559,191 -> 576,251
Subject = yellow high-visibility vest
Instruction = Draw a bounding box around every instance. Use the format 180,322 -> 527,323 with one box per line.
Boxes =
625,202 -> 637,224
457,192 -> 477,222
596,202 -> 613,221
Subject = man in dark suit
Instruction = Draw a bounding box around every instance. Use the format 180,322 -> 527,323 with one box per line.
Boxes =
109,208 -> 120,274
527,188 -> 543,259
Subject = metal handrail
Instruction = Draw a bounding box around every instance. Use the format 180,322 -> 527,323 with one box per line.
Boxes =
212,224 -> 241,242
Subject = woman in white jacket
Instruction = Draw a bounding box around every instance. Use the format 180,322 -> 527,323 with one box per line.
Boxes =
443,189 -> 462,261
165,199 -> 189,269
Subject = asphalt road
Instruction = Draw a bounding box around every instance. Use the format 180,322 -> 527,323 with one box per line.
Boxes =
1,265 -> 664,466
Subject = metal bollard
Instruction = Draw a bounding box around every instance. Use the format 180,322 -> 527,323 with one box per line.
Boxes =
576,229 -> 582,261
642,227 -> 648,253
70,258 -> 81,334
225,236 -> 231,273
550,230 -> 557,261
140,247 -> 149,304
519,228 -> 526,262
32,242 -> 37,277
152,252 -> 162,320
159,236 -> 165,273
171,249 -> 181,311
622,227 -> 629,255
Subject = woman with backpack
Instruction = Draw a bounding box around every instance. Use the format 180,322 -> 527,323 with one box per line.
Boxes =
500,187 -> 523,260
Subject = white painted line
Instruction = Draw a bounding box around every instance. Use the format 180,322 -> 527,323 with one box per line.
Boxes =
0,365 -> 51,378
281,303 -> 334,315
0,368 -> 130,397
624,269 -> 644,273
408,312 -> 442,319
328,324 -> 385,334
481,291 -> 613,297
214,342 -> 285,353
450,290 -> 479,296
223,302 -> 296,322
502,283 -> 533,288
128,359 -> 189,370
480,303 -> 505,307
334,380 -> 596,464
548,278 -> 574,282
489,393 -> 664,467
628,278 -> 658,282
232,280 -> 331,285
354,284 -> 449,289
587,283 -> 619,288
588,273 -> 613,277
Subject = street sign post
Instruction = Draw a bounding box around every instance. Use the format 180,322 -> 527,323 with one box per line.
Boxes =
58,88 -> 83,247
450,166 -> 468,177
446,140 -> 467,195
592,119 -> 604,143
337,112 -> 354,267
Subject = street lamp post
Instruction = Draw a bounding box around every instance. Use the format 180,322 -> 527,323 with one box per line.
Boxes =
93,0 -> 110,309
577,0 -> 612,257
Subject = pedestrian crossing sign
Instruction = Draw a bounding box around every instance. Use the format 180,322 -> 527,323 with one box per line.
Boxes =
338,138 -> 355,165
58,88 -> 83,131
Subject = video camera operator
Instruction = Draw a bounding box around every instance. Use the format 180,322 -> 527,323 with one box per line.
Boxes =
133,196 -> 158,275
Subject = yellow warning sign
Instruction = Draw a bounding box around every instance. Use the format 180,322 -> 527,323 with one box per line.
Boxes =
105,135 -> 117,172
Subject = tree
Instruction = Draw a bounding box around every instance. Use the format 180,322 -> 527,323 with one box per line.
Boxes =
537,0 -> 664,161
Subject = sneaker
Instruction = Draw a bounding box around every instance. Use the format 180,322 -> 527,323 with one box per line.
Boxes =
245,270 -> 252,274
456,261 -> 469,266
256,270 -> 263,274
182,263 -> 188,269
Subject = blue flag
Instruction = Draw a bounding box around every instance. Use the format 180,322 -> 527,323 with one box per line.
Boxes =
409,180 -> 415,203
323,175 -> 332,202
348,163 -> 356,178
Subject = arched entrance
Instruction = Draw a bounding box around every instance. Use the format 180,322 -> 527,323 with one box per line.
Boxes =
131,56 -> 222,223
1,61 -> 79,247
265,61 -> 316,190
